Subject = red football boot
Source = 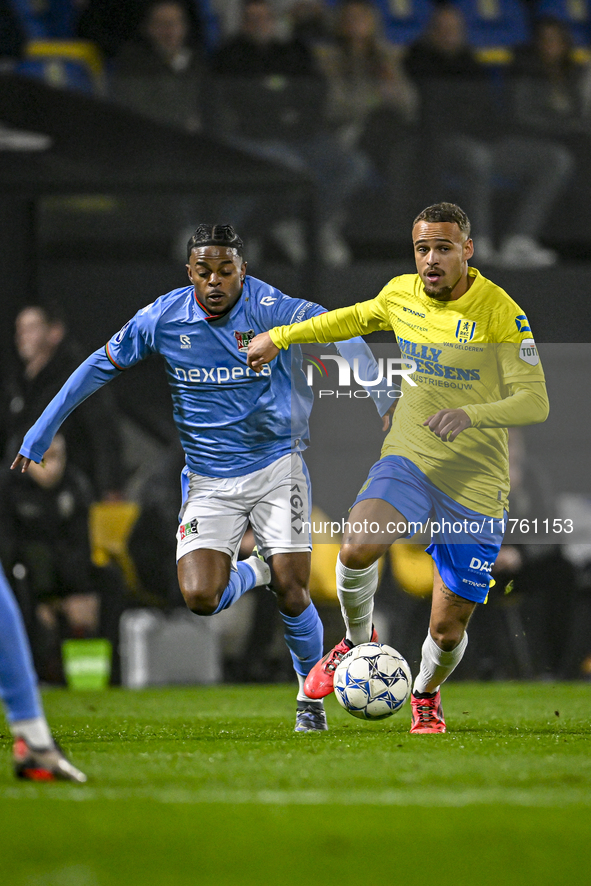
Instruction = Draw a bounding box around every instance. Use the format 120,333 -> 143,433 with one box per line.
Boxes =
409,690 -> 446,734
304,626 -> 378,699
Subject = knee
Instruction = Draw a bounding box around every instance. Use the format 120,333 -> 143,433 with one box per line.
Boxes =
430,619 -> 466,651
180,580 -> 224,616
273,581 -> 310,617
340,544 -> 378,570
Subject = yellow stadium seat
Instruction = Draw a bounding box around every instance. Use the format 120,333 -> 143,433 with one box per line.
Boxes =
390,542 -> 433,597
89,501 -> 140,590
25,39 -> 105,93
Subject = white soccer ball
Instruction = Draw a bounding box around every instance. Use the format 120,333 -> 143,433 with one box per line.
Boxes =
334,642 -> 412,720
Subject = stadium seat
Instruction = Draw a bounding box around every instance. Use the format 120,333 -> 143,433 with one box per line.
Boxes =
325,0 -> 437,45
535,0 -> 591,45
452,0 -> 531,47
390,542 -> 434,597
9,0 -> 75,39
89,501 -> 140,592
192,0 -> 221,52
18,39 -> 105,94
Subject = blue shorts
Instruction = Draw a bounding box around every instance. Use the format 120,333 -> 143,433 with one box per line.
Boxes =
352,456 -> 506,603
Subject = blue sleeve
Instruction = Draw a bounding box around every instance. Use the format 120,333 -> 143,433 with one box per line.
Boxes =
105,308 -> 155,370
19,349 -> 121,463
286,299 -> 394,418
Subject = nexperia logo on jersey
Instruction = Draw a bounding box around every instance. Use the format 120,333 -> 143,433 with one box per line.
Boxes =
397,337 -> 481,382
174,364 -> 271,383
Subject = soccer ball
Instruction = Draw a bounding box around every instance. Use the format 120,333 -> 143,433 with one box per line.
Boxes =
334,642 -> 412,720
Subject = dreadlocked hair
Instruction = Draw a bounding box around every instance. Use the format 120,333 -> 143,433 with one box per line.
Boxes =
186,224 -> 244,260
413,203 -> 471,238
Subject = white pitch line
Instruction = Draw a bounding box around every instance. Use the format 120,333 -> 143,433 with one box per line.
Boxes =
0,787 -> 589,807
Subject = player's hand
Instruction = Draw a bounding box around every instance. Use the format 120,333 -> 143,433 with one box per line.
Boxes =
11,453 -> 32,473
247,332 -> 280,373
423,408 -> 471,442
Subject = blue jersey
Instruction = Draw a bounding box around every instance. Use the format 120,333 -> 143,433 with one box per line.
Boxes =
20,276 -> 386,478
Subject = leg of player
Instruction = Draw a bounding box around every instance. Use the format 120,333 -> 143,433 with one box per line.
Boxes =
305,498 -> 409,699
268,551 -> 328,733
410,565 -> 476,735
0,564 -> 86,782
177,548 -> 271,616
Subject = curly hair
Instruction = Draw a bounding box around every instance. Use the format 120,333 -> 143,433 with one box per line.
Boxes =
186,224 -> 244,260
413,203 -> 471,238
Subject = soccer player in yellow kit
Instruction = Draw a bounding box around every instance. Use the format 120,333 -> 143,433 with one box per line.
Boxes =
247,202 -> 549,733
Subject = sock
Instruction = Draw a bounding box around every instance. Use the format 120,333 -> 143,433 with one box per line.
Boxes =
336,554 -> 378,646
413,631 -> 468,695
10,716 -> 53,748
0,566 -> 44,724
244,553 -> 271,588
281,602 -> 324,701
212,558 -> 267,614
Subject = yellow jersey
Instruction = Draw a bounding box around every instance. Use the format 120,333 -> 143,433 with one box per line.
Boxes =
270,267 -> 548,517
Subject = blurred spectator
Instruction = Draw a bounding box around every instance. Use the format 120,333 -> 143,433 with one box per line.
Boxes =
0,435 -> 99,682
488,429 -> 577,679
405,3 -> 573,267
210,0 -> 369,265
289,0 -> 333,44
2,303 -> 123,500
127,441 -> 186,608
314,0 -> 417,177
110,0 -> 205,131
511,17 -> 588,138
0,0 -> 25,63
76,0 -> 203,59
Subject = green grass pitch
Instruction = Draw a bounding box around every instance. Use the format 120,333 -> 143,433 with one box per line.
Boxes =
1,682 -> 590,885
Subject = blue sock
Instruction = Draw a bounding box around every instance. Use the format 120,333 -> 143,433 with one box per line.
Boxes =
212,560 -> 259,614
0,566 -> 43,723
281,601 -> 324,677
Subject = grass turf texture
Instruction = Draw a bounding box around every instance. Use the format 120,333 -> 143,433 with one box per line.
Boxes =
1,682 -> 590,885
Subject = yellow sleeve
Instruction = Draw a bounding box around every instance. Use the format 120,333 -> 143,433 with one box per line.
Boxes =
269,295 -> 389,349
462,379 -> 549,428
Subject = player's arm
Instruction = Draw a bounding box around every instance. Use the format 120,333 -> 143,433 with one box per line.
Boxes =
247,298 -> 387,372
423,381 -> 549,443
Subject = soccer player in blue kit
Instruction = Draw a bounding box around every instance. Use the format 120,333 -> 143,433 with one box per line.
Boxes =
0,562 -> 86,781
12,224 -> 388,733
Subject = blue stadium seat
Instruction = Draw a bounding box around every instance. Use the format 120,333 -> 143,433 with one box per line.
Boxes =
535,0 -> 591,45
15,40 -> 105,95
451,0 -> 531,47
9,0 -> 75,39
191,0 -> 221,51
325,0 -> 437,46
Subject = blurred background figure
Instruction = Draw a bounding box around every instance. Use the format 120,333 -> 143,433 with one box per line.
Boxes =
210,0 -> 369,265
404,3 -> 574,267
510,15 -> 587,137
110,0 -> 205,132
314,0 -> 418,233
1,303 -> 123,501
0,435 -> 100,683
509,14 -> 591,227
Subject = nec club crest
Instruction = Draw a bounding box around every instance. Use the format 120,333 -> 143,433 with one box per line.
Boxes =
234,329 -> 255,352
455,319 -> 476,343
179,518 -> 198,540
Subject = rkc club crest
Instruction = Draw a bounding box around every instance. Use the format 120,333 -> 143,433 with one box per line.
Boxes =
455,319 -> 476,343
234,329 -> 255,352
